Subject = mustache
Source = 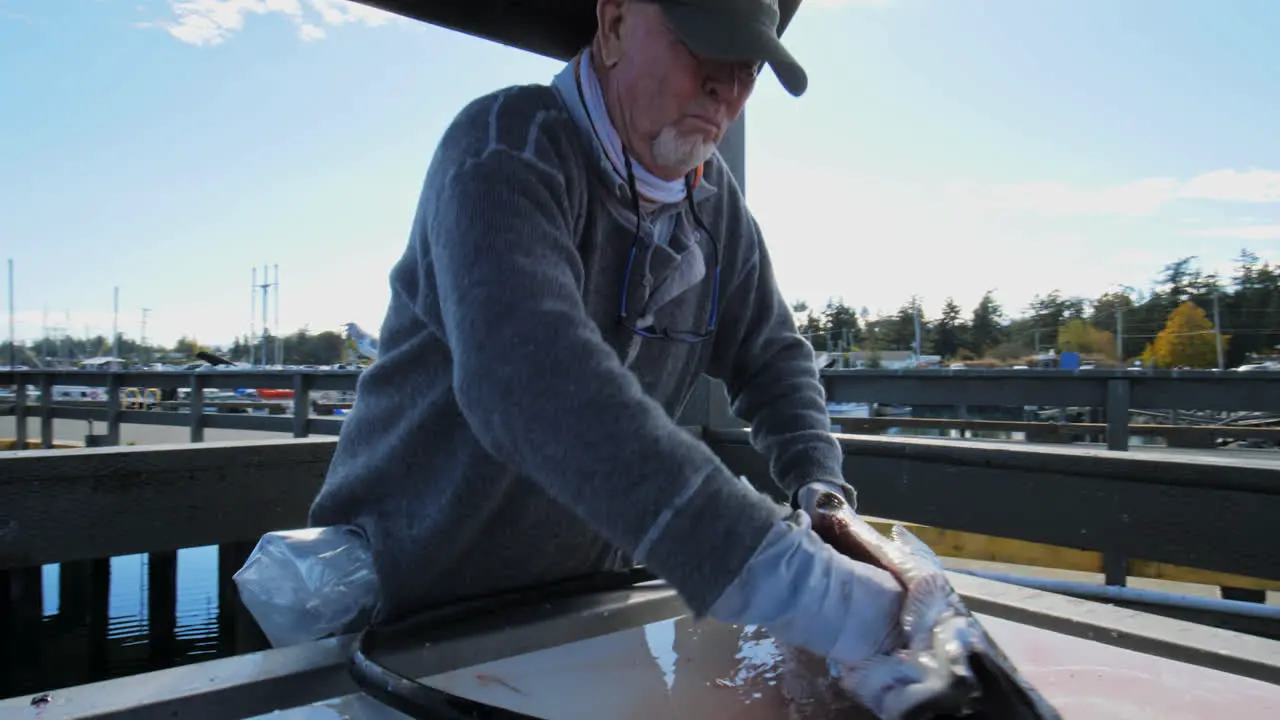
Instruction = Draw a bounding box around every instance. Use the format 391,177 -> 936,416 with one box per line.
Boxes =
680,103 -> 732,127
682,100 -> 729,125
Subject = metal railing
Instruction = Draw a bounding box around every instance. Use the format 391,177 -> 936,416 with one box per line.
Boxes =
6,367 -> 1280,450
1,369 -> 360,445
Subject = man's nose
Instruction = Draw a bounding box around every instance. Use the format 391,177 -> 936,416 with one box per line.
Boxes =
702,61 -> 755,103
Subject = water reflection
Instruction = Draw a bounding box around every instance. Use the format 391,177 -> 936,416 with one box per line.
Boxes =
8,545 -> 247,698
423,614 -> 876,719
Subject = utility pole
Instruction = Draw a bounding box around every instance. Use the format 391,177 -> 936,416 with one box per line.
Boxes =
141,308 -> 152,365
1115,307 -> 1124,363
250,266 -> 257,367
253,264 -> 279,366
274,264 -> 282,366
112,286 -> 120,370
6,258 -> 14,369
913,302 -> 922,365
1213,291 -> 1225,370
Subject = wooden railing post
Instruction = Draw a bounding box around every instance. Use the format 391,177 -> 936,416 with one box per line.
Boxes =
1106,378 -> 1131,451
292,373 -> 311,438
1103,377 -> 1133,586
105,372 -> 122,446
12,378 -> 26,448
188,374 -> 205,443
39,373 -> 54,449
148,550 -> 178,668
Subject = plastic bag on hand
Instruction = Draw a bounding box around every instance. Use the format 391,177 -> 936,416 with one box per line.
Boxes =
232,525 -> 380,648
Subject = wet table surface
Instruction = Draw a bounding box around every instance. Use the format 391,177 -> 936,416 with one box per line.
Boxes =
258,612 -> 1280,720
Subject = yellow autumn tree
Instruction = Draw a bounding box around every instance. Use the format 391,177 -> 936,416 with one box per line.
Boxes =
1057,319 -> 1116,359
172,336 -> 206,359
1140,301 -> 1228,369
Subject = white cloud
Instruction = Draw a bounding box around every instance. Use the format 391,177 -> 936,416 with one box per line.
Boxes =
943,177 -> 1181,217
939,168 -> 1280,219
1186,224 -> 1280,241
803,0 -> 895,7
1180,169 -> 1280,204
748,163 -> 1280,319
297,22 -> 325,41
151,0 -> 395,46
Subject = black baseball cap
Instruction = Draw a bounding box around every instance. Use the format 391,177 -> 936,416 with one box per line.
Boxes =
655,0 -> 808,97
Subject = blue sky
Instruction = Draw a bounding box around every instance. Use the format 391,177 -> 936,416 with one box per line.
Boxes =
1,0 -> 1278,348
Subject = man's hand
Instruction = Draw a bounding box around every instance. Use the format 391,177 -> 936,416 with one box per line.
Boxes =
707,511 -> 906,674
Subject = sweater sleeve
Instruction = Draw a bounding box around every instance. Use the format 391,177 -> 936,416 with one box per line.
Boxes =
706,214 -> 851,506
415,104 -> 786,614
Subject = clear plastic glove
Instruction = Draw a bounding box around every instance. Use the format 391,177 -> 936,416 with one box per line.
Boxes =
708,510 -> 905,669
232,525 -> 381,648
796,479 -> 856,517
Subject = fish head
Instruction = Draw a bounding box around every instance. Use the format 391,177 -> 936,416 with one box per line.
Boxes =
806,489 -> 897,574
829,523 -> 1062,720
842,613 -> 1061,720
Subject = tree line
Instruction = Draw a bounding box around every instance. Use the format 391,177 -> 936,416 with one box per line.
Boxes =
2,327 -> 352,368
6,250 -> 1278,371
794,250 -> 1280,369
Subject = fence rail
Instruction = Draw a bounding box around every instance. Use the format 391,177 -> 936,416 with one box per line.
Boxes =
1,369 -> 359,445
6,368 -> 1280,451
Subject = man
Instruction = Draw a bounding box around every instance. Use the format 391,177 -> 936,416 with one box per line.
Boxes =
310,0 -> 905,677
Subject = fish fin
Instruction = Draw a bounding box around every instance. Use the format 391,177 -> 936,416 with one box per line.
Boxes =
836,652 -> 929,719
891,524 -> 945,571
901,571 -> 952,643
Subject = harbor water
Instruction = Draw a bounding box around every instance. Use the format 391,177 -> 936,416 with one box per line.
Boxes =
3,546 -> 257,698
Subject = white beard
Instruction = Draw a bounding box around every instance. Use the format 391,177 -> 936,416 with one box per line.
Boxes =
651,125 -> 717,175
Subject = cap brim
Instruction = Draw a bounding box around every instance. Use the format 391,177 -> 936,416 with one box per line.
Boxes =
659,5 -> 809,97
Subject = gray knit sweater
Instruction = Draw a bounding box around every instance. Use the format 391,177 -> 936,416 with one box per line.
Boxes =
309,62 -> 845,623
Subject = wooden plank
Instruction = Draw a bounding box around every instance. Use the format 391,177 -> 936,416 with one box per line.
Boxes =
3,405 -> 346,435
707,429 -> 1280,583
0,369 -> 361,393
4,430 -> 1278,589
0,438 -> 337,569
0,439 -> 81,450
859,518 -> 1280,592
830,416 -> 1280,443
818,369 -> 1280,413
824,372 -> 1108,408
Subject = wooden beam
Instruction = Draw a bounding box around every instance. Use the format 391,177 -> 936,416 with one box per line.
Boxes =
0,438 -> 336,569
4,431 -> 1279,588
860,518 -> 1280,593
346,1 -> 806,63
706,429 -> 1280,583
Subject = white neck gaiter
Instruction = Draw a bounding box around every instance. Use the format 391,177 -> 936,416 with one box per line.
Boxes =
578,50 -> 687,206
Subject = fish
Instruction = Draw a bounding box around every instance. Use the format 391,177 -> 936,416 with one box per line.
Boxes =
806,490 -> 1063,720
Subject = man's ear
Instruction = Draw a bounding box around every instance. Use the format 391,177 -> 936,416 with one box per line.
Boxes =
595,0 -> 626,67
